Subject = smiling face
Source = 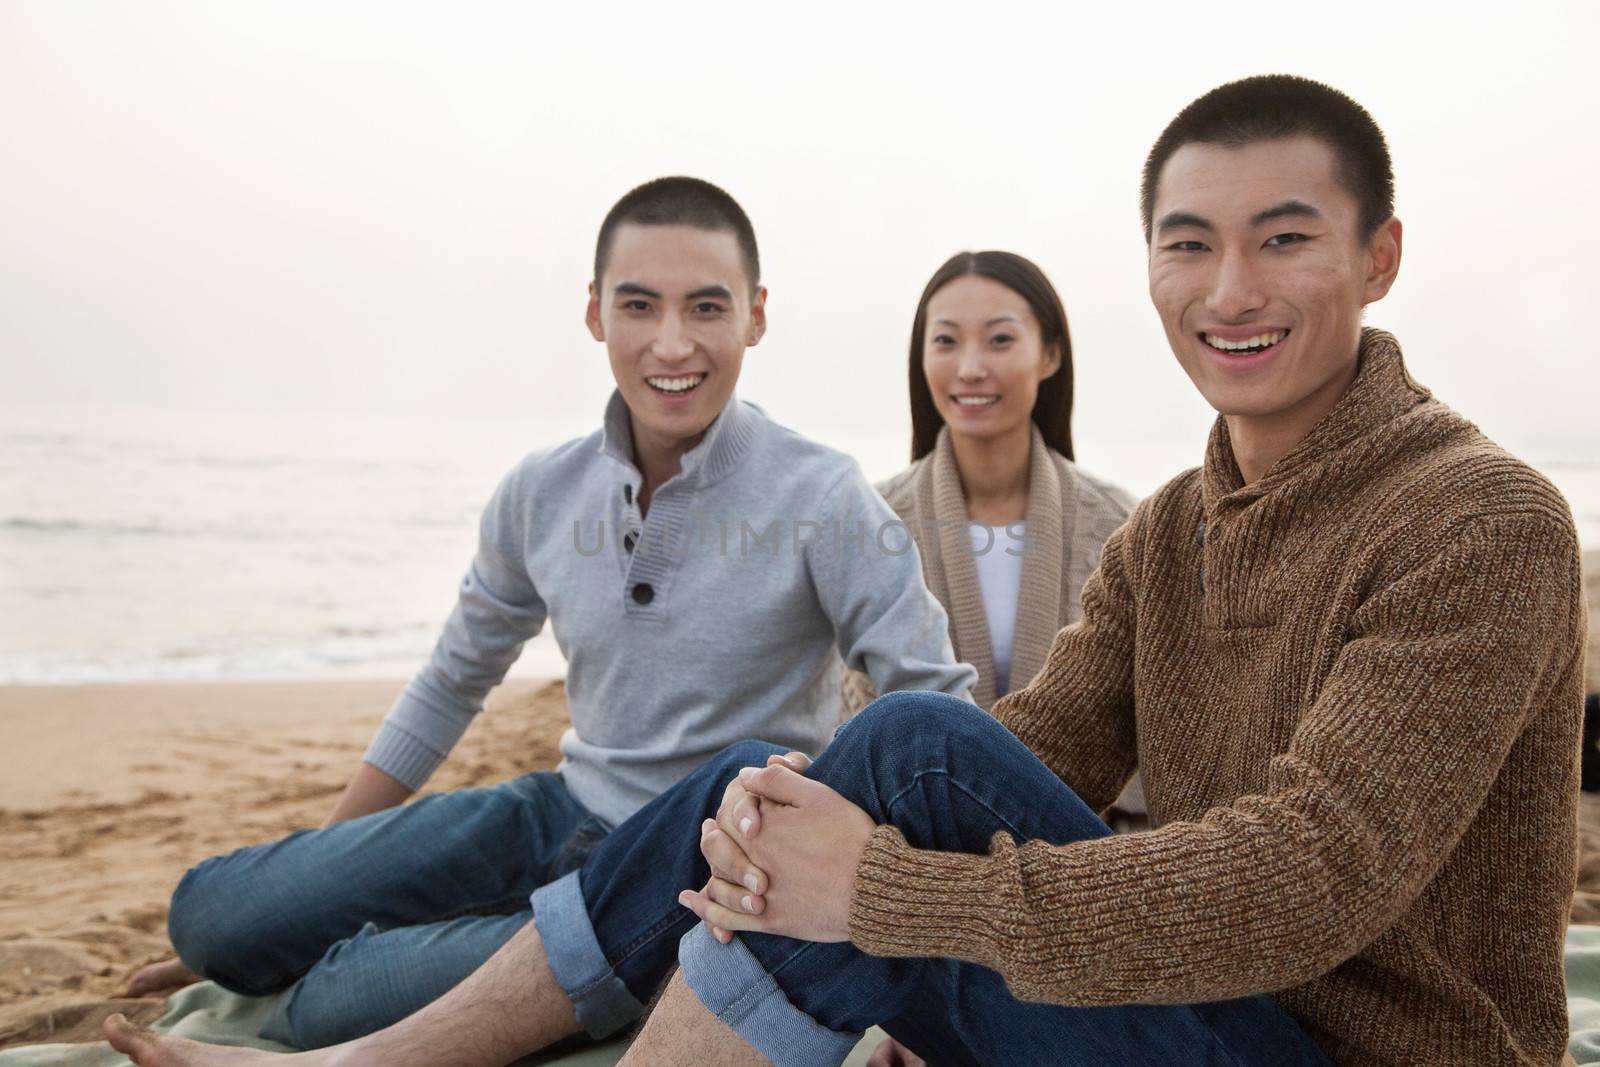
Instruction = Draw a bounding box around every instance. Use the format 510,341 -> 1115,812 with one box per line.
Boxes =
1147,135 -> 1401,447
921,274 -> 1061,447
586,223 -> 766,462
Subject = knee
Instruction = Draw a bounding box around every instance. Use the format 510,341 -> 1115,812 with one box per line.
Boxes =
844,690 -> 998,752
167,853 -> 279,993
166,857 -> 226,972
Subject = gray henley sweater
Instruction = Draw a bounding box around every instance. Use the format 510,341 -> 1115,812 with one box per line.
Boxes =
364,392 -> 977,826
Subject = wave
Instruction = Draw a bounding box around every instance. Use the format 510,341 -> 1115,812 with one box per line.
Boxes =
0,624 -> 567,686
0,625 -> 438,685
3,517 -> 175,537
0,517 -> 329,542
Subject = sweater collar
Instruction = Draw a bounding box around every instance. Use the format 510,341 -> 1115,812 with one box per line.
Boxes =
921,422 -> 1064,709
1201,328 -> 1432,514
599,389 -> 758,486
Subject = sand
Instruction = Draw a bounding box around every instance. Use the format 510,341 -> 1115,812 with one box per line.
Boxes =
1,547 -> 1596,1050
0,677 -> 569,1048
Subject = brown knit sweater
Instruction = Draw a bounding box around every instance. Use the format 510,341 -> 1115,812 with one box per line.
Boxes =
847,330 -> 1586,1066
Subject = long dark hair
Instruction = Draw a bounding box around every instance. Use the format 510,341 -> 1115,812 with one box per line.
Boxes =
909,251 -> 1075,462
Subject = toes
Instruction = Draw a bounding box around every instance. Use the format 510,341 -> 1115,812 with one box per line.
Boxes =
104,1013 -> 151,1057
103,1013 -> 171,1065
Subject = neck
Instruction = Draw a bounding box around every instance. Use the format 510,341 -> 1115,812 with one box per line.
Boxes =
630,418 -> 706,516
1225,350 -> 1361,484
949,422 -> 1032,525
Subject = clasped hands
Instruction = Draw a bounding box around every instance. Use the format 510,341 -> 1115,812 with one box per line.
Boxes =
677,751 -> 876,945
679,754 -> 928,1067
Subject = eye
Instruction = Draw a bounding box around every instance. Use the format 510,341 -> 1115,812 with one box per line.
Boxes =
989,333 -> 1015,347
1164,240 -> 1208,253
621,299 -> 651,312
930,333 -> 955,346
1264,232 -> 1309,248
692,301 -> 726,316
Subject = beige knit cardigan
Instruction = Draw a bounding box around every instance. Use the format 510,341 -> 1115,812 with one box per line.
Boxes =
842,422 -> 1136,713
848,330 -> 1587,1066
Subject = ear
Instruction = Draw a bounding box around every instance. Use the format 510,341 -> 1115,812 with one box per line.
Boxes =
1039,341 -> 1063,381
1362,216 -> 1403,306
585,281 -> 605,342
746,286 -> 768,347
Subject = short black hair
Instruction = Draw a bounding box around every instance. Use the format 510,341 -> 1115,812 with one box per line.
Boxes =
1140,75 -> 1395,244
593,176 -> 760,293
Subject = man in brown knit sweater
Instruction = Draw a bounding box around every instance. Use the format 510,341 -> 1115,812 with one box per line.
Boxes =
104,76 -> 1585,1067
651,77 -> 1587,1065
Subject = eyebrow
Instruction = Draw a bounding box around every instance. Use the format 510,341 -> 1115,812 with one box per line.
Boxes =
612,282 -> 734,302
931,316 -> 1023,328
1156,199 -> 1324,235
612,282 -> 661,299
1250,199 -> 1322,227
1155,210 -> 1212,234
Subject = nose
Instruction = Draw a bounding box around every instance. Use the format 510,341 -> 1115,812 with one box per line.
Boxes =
651,312 -> 695,362
956,343 -> 987,382
1205,249 -> 1267,322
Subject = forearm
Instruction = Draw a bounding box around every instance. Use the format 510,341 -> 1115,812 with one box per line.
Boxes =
812,470 -> 978,702
849,802 -> 1359,1007
323,761 -> 414,827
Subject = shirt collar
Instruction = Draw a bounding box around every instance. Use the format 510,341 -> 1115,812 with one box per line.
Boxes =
1201,328 -> 1433,514
598,389 -> 758,485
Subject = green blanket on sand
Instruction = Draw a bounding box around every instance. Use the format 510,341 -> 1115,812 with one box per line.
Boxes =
10,927 -> 1600,1065
0,981 -> 883,1066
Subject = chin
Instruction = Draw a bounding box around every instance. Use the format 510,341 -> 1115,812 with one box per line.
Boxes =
1194,379 -> 1291,419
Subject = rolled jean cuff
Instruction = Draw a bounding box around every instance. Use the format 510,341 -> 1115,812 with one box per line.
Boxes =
530,870 -> 645,1038
678,923 -> 861,1067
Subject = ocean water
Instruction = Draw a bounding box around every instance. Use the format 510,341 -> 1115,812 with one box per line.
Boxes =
1,407 -> 1596,686
0,408 -> 586,685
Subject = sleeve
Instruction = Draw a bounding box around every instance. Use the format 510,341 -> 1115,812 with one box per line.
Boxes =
849,513 -> 1584,1007
362,461 -> 549,790
992,506 -> 1143,814
806,466 -> 978,703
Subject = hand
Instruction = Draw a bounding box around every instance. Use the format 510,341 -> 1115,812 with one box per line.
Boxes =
719,751 -> 812,842
681,763 -> 874,943
697,752 -> 811,943
123,955 -> 200,997
866,1037 -> 927,1067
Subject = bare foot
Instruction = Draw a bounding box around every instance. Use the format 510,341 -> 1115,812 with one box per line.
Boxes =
124,956 -> 202,997
102,1013 -> 310,1066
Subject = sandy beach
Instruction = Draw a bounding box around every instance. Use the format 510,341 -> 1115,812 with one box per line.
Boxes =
0,677 -> 568,1047
1,548 -> 1597,1051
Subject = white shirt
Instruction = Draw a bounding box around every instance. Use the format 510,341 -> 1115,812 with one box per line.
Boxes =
968,522 -> 1026,696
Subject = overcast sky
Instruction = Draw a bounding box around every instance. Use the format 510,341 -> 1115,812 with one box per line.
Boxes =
3,0 -> 1596,472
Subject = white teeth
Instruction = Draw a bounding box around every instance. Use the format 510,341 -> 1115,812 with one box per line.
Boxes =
1203,330 -> 1286,352
954,395 -> 999,407
647,374 -> 705,393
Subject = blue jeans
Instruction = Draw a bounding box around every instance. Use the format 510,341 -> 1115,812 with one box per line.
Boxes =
544,694 -> 1334,1067
530,740 -> 789,1035
167,769 -> 609,1049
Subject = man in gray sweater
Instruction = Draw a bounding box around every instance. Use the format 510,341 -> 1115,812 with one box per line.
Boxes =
121,176 -> 976,1051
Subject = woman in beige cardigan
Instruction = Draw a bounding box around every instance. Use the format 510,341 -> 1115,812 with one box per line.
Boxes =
845,253 -> 1142,1067
843,250 -> 1142,808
